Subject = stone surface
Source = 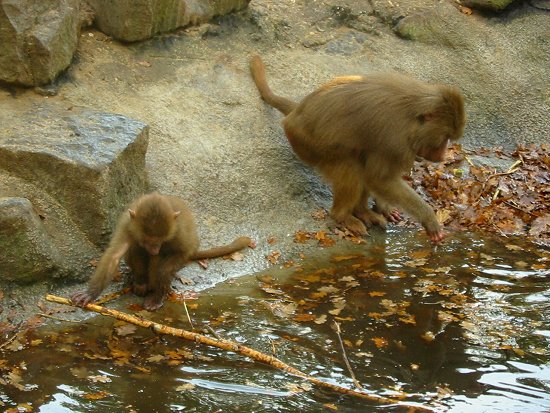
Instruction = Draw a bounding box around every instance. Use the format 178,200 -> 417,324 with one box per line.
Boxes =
394,3 -> 478,47
0,0 -> 81,86
0,104 -> 149,246
86,0 -> 250,42
462,0 -> 517,11
0,173 -> 100,282
0,197 -> 63,283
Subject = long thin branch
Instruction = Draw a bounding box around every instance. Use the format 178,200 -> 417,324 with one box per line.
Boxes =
333,321 -> 363,390
45,294 -> 436,412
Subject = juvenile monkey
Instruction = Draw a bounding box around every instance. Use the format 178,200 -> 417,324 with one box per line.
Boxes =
249,55 -> 466,243
71,193 -> 251,310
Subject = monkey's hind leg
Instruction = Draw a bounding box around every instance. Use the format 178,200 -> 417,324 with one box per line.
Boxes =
143,258 -> 178,311
325,163 -> 369,235
125,246 -> 150,297
353,187 -> 387,228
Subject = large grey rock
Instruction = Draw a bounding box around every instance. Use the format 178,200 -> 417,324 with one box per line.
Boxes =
0,0 -> 81,86
86,0 -> 250,42
0,197 -> 63,283
0,104 -> 149,246
0,173 -> 100,283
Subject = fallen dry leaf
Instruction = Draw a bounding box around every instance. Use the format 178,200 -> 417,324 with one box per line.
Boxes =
266,250 -> 281,265
314,314 -> 328,324
83,391 -> 111,400
371,337 -> 389,349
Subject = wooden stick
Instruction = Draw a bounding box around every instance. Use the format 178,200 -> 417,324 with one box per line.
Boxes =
0,330 -> 20,351
333,321 -> 363,390
182,298 -> 194,330
45,294 -> 436,412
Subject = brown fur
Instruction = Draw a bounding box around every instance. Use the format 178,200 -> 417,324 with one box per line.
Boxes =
249,55 -> 466,242
71,193 -> 251,310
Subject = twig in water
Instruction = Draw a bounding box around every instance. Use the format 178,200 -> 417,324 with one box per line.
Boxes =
269,337 -> 278,357
333,321 -> 363,390
0,330 -> 20,351
205,325 -> 222,340
38,313 -> 81,323
183,298 -> 194,330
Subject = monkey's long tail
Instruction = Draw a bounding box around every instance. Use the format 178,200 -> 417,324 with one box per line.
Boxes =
192,236 -> 251,260
250,55 -> 297,116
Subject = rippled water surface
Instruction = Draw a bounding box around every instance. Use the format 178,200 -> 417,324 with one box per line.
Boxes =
1,231 -> 549,412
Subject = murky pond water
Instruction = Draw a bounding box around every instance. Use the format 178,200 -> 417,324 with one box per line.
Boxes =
1,231 -> 549,412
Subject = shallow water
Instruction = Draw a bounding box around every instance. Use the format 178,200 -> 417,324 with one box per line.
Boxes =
1,231 -> 549,412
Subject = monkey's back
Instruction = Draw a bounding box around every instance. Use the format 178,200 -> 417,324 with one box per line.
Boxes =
283,72 -> 450,156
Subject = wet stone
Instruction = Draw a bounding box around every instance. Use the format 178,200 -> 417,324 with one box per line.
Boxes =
0,104 -> 149,245
0,197 -> 62,283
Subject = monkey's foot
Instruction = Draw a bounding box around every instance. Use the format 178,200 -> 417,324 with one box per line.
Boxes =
373,203 -> 402,223
337,215 -> 368,235
143,294 -> 165,311
354,209 -> 387,228
132,283 -> 148,297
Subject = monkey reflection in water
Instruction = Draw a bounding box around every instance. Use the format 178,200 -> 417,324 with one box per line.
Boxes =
72,193 -> 251,310
250,55 -> 466,243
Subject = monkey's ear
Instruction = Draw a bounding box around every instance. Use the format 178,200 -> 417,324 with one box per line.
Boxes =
173,211 -> 181,219
129,209 -> 137,219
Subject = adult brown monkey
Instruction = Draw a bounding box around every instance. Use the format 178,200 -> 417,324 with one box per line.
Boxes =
71,193 -> 251,310
249,55 -> 466,243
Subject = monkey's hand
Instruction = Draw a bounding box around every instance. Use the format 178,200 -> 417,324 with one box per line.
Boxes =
425,224 -> 445,244
71,290 -> 98,307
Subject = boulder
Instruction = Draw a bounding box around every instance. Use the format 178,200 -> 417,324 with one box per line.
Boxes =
0,104 -> 149,246
0,197 -> 63,283
0,0 -> 82,86
86,0 -> 250,42
0,173 -> 100,283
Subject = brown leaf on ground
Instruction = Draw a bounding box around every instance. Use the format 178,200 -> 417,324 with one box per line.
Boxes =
266,250 -> 281,265
294,230 -> 311,243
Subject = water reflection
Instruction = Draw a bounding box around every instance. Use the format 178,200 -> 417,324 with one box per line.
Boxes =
450,362 -> 550,412
0,232 -> 548,412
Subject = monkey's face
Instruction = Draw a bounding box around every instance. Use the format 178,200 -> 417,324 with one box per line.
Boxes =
417,137 -> 449,162
140,236 -> 164,255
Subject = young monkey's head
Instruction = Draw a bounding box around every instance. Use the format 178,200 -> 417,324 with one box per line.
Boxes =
128,193 -> 180,255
